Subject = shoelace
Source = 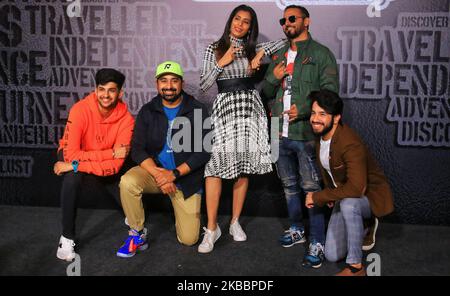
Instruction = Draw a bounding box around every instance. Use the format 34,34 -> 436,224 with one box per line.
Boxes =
291,231 -> 300,241
287,228 -> 303,240
308,243 -> 324,257
129,229 -> 146,238
201,227 -> 214,244
286,227 -> 303,233
62,238 -> 75,248
231,222 -> 242,233
129,230 -> 139,238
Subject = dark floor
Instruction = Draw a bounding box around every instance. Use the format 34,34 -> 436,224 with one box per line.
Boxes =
0,205 -> 449,276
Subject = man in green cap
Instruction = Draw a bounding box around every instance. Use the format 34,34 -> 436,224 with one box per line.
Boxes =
116,61 -> 211,257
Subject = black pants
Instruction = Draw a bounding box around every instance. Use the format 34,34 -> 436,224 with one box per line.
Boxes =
58,152 -> 121,239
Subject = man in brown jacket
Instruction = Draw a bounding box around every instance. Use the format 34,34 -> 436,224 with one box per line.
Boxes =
305,89 -> 394,276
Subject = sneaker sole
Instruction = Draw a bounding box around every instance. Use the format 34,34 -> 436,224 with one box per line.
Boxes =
138,243 -> 149,251
231,237 -> 247,242
362,242 -> 375,251
281,238 -> 307,248
311,262 -> 322,269
198,247 -> 213,254
362,218 -> 378,251
116,243 -> 148,258
229,231 -> 247,242
56,254 -> 76,262
302,261 -> 322,269
116,251 -> 136,258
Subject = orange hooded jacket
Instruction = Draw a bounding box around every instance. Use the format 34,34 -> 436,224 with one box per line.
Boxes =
58,92 -> 135,176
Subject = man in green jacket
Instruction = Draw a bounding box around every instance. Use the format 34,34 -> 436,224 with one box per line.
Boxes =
262,5 -> 339,269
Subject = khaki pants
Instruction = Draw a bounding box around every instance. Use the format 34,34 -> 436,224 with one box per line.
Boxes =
119,166 -> 201,246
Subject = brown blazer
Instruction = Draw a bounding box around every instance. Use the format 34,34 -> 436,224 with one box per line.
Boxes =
312,124 -> 394,217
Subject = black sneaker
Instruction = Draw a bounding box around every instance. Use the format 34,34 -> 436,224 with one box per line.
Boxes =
363,217 -> 378,251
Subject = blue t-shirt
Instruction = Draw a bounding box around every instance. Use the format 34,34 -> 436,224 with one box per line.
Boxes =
157,104 -> 181,170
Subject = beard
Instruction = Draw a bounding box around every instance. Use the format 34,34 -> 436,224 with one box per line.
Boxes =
160,88 -> 182,102
283,25 -> 303,39
312,118 -> 334,138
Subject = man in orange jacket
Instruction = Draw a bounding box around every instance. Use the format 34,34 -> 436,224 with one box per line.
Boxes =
53,68 -> 135,261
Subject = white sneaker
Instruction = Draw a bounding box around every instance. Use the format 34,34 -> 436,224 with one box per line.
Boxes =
229,220 -> 247,241
198,225 -> 221,253
56,235 -> 76,262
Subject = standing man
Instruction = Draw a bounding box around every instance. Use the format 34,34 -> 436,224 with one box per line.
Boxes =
262,5 -> 339,268
116,61 -> 211,258
307,89 -> 394,276
54,68 -> 135,261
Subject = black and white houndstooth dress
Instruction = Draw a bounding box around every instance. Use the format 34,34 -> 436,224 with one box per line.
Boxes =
200,36 -> 286,179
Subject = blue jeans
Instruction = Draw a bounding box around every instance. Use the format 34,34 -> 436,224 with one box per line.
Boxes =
275,137 -> 325,244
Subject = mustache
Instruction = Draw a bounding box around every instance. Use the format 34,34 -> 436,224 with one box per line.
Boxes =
162,88 -> 177,92
311,121 -> 324,125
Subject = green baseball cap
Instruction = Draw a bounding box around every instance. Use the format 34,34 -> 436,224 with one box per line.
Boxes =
155,61 -> 184,79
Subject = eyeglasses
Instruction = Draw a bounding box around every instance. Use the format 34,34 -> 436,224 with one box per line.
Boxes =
279,15 -> 304,26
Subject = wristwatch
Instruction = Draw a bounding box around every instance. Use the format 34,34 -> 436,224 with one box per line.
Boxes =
72,160 -> 79,173
172,169 -> 181,180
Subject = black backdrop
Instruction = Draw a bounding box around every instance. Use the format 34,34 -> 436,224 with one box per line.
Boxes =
0,0 -> 449,225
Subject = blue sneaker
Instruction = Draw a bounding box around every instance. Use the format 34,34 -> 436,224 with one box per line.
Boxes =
279,226 -> 306,247
302,241 -> 325,269
116,228 -> 148,258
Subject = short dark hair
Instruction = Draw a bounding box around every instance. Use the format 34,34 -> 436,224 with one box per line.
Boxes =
284,5 -> 310,18
309,89 -> 344,123
95,68 -> 126,90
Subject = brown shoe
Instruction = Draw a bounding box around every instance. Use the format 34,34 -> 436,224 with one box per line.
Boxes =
362,217 -> 378,251
335,265 -> 366,276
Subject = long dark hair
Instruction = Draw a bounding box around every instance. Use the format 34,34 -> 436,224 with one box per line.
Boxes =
214,5 -> 259,61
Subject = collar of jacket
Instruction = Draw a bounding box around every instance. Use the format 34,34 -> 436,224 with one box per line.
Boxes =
148,91 -> 195,116
277,32 -> 313,58
330,123 -> 345,146
293,32 -> 313,51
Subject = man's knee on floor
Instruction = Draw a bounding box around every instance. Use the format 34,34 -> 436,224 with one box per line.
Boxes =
177,229 -> 200,246
324,247 -> 341,263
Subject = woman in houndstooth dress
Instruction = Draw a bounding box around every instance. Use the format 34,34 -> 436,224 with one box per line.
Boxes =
198,5 -> 286,253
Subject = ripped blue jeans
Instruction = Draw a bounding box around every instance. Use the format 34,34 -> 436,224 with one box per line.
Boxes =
275,137 -> 325,244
